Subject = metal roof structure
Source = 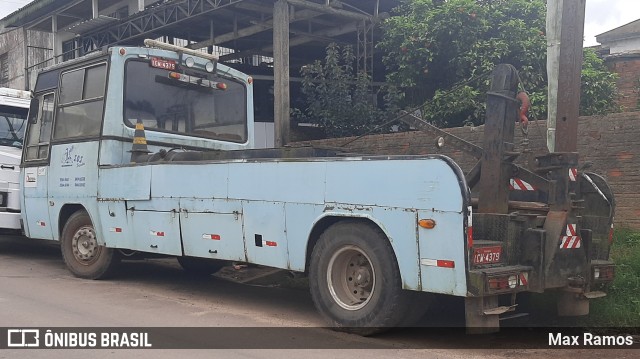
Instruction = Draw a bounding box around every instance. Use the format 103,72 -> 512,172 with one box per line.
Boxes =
2,0 -> 397,75
1,0 -> 399,145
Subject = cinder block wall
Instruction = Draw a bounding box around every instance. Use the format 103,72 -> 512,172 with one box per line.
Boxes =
297,112 -> 640,230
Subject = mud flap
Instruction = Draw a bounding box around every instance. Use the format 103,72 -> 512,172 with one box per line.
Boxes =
465,296 -> 500,334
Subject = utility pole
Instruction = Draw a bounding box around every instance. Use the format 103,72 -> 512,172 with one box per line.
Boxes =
273,0 -> 290,147
546,0 -> 586,153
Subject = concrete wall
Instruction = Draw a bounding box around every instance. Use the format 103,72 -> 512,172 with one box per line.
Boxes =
298,112 -> 640,230
0,28 -> 53,90
608,38 -> 640,54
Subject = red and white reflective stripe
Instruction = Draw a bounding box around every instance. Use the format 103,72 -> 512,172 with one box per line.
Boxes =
421,259 -> 455,268
36,220 -> 46,227
509,178 -> 536,191
559,224 -> 581,248
263,240 -> 277,247
109,227 -> 123,233
467,206 -> 473,248
569,168 -> 578,182
519,273 -> 528,286
560,236 -> 581,248
150,231 -> 165,237
202,234 -> 221,240
608,221 -> 614,244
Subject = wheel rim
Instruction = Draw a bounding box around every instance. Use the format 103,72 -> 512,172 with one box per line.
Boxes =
327,245 -> 376,311
71,225 -> 101,265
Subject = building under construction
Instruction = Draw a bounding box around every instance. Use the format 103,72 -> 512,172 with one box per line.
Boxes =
0,0 -> 397,145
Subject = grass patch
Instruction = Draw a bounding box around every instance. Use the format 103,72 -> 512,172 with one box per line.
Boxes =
582,228 -> 640,327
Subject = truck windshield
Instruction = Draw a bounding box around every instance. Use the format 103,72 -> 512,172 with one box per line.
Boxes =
0,105 -> 27,148
124,60 -> 247,143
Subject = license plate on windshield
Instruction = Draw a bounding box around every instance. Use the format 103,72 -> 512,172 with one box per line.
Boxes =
473,246 -> 502,265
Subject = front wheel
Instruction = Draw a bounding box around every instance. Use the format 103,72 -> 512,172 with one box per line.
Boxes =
309,221 -> 412,335
60,210 -> 120,279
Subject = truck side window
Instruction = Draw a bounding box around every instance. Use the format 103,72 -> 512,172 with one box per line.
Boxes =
54,63 -> 106,140
25,93 -> 54,161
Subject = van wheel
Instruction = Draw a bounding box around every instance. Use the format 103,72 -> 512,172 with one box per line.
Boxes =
60,210 -> 120,279
309,221 -> 411,336
177,257 -> 226,275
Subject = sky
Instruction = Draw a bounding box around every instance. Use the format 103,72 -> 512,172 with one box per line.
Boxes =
0,0 -> 638,46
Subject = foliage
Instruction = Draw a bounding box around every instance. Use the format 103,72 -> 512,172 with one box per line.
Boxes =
292,44 -> 401,138
379,0 -> 620,127
580,48 -> 622,116
584,228 -> 640,327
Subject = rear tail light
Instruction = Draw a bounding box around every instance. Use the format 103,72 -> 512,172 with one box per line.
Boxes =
487,273 -> 528,293
593,266 -> 615,281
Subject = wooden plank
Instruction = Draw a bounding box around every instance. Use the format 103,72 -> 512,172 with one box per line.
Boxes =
273,0 -> 290,147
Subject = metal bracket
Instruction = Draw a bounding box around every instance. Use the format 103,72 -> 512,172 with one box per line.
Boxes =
483,304 -> 517,316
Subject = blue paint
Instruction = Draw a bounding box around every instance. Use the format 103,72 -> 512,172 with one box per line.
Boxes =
20,45 -> 471,297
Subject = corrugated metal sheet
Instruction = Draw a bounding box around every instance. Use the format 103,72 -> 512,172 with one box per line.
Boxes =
0,0 -> 70,29
63,15 -> 117,34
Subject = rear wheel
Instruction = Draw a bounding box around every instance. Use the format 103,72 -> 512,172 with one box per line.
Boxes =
309,221 -> 411,335
60,210 -> 120,279
177,256 -> 226,276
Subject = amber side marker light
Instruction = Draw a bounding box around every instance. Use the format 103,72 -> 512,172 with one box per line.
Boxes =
418,219 -> 436,229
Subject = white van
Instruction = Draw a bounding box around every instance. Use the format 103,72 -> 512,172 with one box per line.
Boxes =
0,88 -> 30,230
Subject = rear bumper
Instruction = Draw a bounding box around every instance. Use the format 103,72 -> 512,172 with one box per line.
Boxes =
467,265 -> 532,296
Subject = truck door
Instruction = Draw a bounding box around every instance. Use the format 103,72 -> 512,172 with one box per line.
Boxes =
22,92 -> 55,239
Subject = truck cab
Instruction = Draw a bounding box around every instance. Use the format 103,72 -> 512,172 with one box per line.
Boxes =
0,87 -> 30,230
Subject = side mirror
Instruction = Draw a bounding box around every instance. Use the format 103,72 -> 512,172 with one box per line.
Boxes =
28,97 -> 39,124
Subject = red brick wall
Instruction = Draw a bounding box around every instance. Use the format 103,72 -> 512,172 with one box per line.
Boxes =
297,112 -> 640,229
606,55 -> 640,111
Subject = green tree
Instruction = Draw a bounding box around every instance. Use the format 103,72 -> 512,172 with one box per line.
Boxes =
580,48 -> 621,116
378,0 -> 620,127
292,44 -> 401,138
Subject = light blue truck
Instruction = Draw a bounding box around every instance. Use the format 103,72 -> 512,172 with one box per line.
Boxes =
16,40 -> 615,334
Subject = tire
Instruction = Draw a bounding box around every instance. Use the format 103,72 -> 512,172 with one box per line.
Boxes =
60,210 -> 120,279
177,256 -> 226,276
309,220 -> 412,336
400,291 -> 434,327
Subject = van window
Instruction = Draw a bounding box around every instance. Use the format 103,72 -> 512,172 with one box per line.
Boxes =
54,63 -> 106,140
25,93 -> 54,161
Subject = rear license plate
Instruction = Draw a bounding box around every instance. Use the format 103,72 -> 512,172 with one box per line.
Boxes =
150,57 -> 177,70
473,246 -> 502,265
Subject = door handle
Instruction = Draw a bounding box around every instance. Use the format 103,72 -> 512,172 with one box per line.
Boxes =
1,165 -> 14,170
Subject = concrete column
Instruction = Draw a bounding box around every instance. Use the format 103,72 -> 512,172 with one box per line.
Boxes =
52,14 -> 59,64
546,0 -> 586,153
92,0 -> 99,18
22,27 -> 29,90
